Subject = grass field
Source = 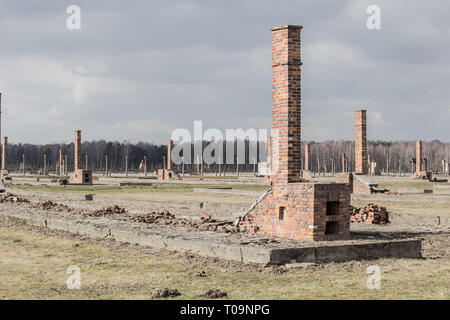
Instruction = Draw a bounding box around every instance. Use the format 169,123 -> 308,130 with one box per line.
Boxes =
9,177 -> 450,216
10,183 -> 269,194
2,175 -> 449,299
0,221 -> 448,300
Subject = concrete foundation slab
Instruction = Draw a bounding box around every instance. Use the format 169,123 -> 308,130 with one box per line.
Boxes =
0,208 -> 422,265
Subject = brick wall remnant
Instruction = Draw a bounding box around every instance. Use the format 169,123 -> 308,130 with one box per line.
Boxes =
335,172 -> 378,195
158,169 -> 180,180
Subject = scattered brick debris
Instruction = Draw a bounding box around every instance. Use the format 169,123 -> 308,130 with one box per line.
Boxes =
88,205 -> 126,217
198,289 -> 227,299
151,288 -> 181,298
33,200 -> 71,212
200,213 -> 212,223
0,193 -> 30,204
129,211 -> 241,234
350,204 -> 389,224
130,210 -> 175,224
1,192 -> 247,235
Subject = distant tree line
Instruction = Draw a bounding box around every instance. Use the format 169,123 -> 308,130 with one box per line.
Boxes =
4,139 -> 450,174
306,140 -> 450,174
6,140 -> 166,173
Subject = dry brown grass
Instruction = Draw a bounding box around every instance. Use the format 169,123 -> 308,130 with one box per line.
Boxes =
0,220 -> 448,300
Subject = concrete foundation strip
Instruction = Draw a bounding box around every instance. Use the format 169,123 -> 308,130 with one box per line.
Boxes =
0,210 -> 422,265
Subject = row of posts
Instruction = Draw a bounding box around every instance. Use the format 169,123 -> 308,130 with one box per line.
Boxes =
13,153 -> 450,177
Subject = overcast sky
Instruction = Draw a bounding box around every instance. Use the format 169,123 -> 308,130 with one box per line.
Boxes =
0,0 -> 449,144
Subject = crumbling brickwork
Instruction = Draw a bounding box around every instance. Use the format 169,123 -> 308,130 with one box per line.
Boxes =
335,172 -> 377,194
355,110 -> 368,175
158,169 -> 180,180
158,169 -> 169,180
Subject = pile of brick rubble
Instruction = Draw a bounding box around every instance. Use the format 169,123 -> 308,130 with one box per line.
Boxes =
350,204 -> 389,224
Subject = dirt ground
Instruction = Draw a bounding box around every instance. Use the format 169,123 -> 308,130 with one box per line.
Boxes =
0,218 -> 448,299
0,173 -> 449,299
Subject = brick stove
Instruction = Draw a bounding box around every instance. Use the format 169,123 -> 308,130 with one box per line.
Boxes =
241,25 -> 350,241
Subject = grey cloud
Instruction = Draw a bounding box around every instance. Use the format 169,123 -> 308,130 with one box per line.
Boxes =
0,0 -> 449,144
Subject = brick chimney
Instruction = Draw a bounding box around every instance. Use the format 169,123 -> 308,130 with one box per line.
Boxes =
271,25 -> 302,184
167,139 -> 173,171
354,110 -> 368,175
59,148 -> 64,176
304,143 -> 310,171
74,130 -> 81,170
1,136 -> 7,170
242,25 -> 351,241
416,140 -> 422,173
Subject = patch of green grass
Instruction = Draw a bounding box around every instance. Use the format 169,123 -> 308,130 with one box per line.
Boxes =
377,180 -> 434,193
351,194 -> 450,216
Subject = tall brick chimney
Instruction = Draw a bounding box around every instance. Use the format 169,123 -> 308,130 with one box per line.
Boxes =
242,25 -> 351,241
354,110 -> 368,175
416,140 -> 422,173
304,143 -> 310,171
59,148 -> 64,176
167,139 -> 173,171
74,130 -> 81,170
2,136 -> 7,170
271,25 -> 302,184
